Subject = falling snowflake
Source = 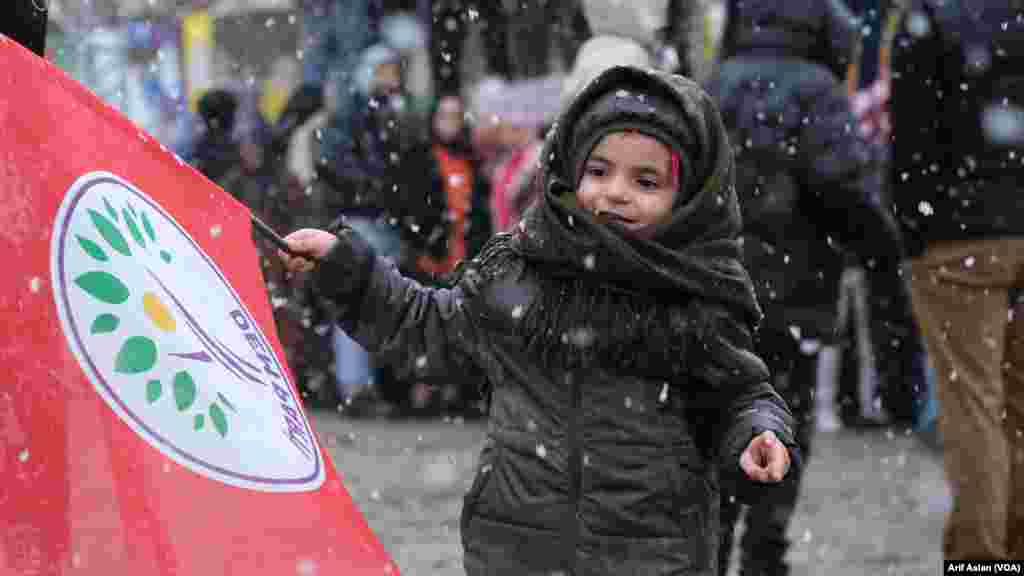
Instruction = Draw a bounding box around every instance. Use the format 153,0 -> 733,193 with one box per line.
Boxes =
29,277 -> 41,293
918,201 -> 935,216
583,254 -> 596,270
535,444 -> 547,458
210,225 -> 222,238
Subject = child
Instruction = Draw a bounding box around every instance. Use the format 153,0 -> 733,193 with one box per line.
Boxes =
280,66 -> 800,575
417,93 -> 491,278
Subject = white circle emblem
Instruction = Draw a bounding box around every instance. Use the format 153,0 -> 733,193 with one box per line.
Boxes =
50,172 -> 324,492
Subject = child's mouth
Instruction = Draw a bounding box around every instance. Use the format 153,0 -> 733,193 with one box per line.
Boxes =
596,211 -> 635,226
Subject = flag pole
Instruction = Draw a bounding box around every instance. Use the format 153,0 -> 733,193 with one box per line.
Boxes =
250,212 -> 308,259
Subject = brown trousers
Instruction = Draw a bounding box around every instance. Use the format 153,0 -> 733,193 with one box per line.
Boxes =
907,237 -> 1024,559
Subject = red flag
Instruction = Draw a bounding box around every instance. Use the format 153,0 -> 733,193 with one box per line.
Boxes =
0,35 -> 398,575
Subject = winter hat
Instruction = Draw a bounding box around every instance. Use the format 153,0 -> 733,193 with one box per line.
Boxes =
560,35 -> 654,109
471,75 -> 564,130
568,80 -> 698,203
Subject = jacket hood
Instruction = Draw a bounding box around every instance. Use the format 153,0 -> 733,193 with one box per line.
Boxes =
518,65 -> 762,323
720,0 -> 860,79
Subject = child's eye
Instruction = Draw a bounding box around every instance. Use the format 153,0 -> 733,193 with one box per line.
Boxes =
585,165 -> 607,178
637,178 -> 659,189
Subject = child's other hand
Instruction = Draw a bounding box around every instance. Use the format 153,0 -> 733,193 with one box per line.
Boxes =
278,228 -> 338,274
740,431 -> 791,483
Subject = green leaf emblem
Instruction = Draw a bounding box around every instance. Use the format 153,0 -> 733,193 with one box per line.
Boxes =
141,211 -> 157,242
88,209 -> 131,256
146,379 -> 162,403
76,235 -> 108,262
74,271 -> 129,304
122,208 -> 146,249
173,371 -> 197,411
209,403 -> 228,437
90,313 -> 119,334
114,336 -> 157,374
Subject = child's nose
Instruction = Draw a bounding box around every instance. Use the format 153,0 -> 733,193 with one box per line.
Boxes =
603,178 -> 631,205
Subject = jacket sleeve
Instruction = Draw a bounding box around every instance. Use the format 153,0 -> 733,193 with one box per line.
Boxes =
310,222 -> 492,385
689,306 -> 803,504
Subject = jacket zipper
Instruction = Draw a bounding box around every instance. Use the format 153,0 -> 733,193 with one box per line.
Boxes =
566,371 -> 583,574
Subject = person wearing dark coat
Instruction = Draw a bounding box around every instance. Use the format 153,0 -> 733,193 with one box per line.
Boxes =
889,0 -> 1024,560
705,1 -> 917,574
279,65 -> 802,575
314,42 -> 449,414
189,89 -> 242,185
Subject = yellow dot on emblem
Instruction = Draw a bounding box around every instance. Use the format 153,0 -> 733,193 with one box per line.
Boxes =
143,292 -> 176,332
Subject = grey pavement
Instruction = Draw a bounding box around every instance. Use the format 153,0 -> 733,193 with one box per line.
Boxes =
310,412 -> 948,576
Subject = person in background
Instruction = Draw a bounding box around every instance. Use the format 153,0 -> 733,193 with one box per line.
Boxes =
316,42 -> 446,417
295,0 -> 385,212
418,94 -> 491,280
298,0 -> 384,126
706,0 -> 918,573
189,88 -> 242,185
412,93 -> 492,417
467,76 -> 562,234
889,0 -> 1024,560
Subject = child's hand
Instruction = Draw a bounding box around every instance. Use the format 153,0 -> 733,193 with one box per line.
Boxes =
740,431 -> 791,483
278,228 -> 339,274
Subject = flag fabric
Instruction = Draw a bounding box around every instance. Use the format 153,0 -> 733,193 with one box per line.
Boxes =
0,34 -> 397,575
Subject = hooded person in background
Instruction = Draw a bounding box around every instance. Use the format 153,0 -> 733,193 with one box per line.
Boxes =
279,65 -> 801,575
706,1 -> 921,574
315,42 -> 448,415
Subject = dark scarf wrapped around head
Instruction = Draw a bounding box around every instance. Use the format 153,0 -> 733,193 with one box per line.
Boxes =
459,67 -> 768,387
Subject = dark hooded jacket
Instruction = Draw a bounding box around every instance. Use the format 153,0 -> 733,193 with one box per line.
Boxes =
889,0 -> 1024,258
312,67 -> 799,575
706,0 -> 907,341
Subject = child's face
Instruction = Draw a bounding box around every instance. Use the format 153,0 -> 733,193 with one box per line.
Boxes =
576,132 -> 679,240
433,95 -> 465,143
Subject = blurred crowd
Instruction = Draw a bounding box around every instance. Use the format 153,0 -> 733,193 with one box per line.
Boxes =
175,0 -> 928,429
